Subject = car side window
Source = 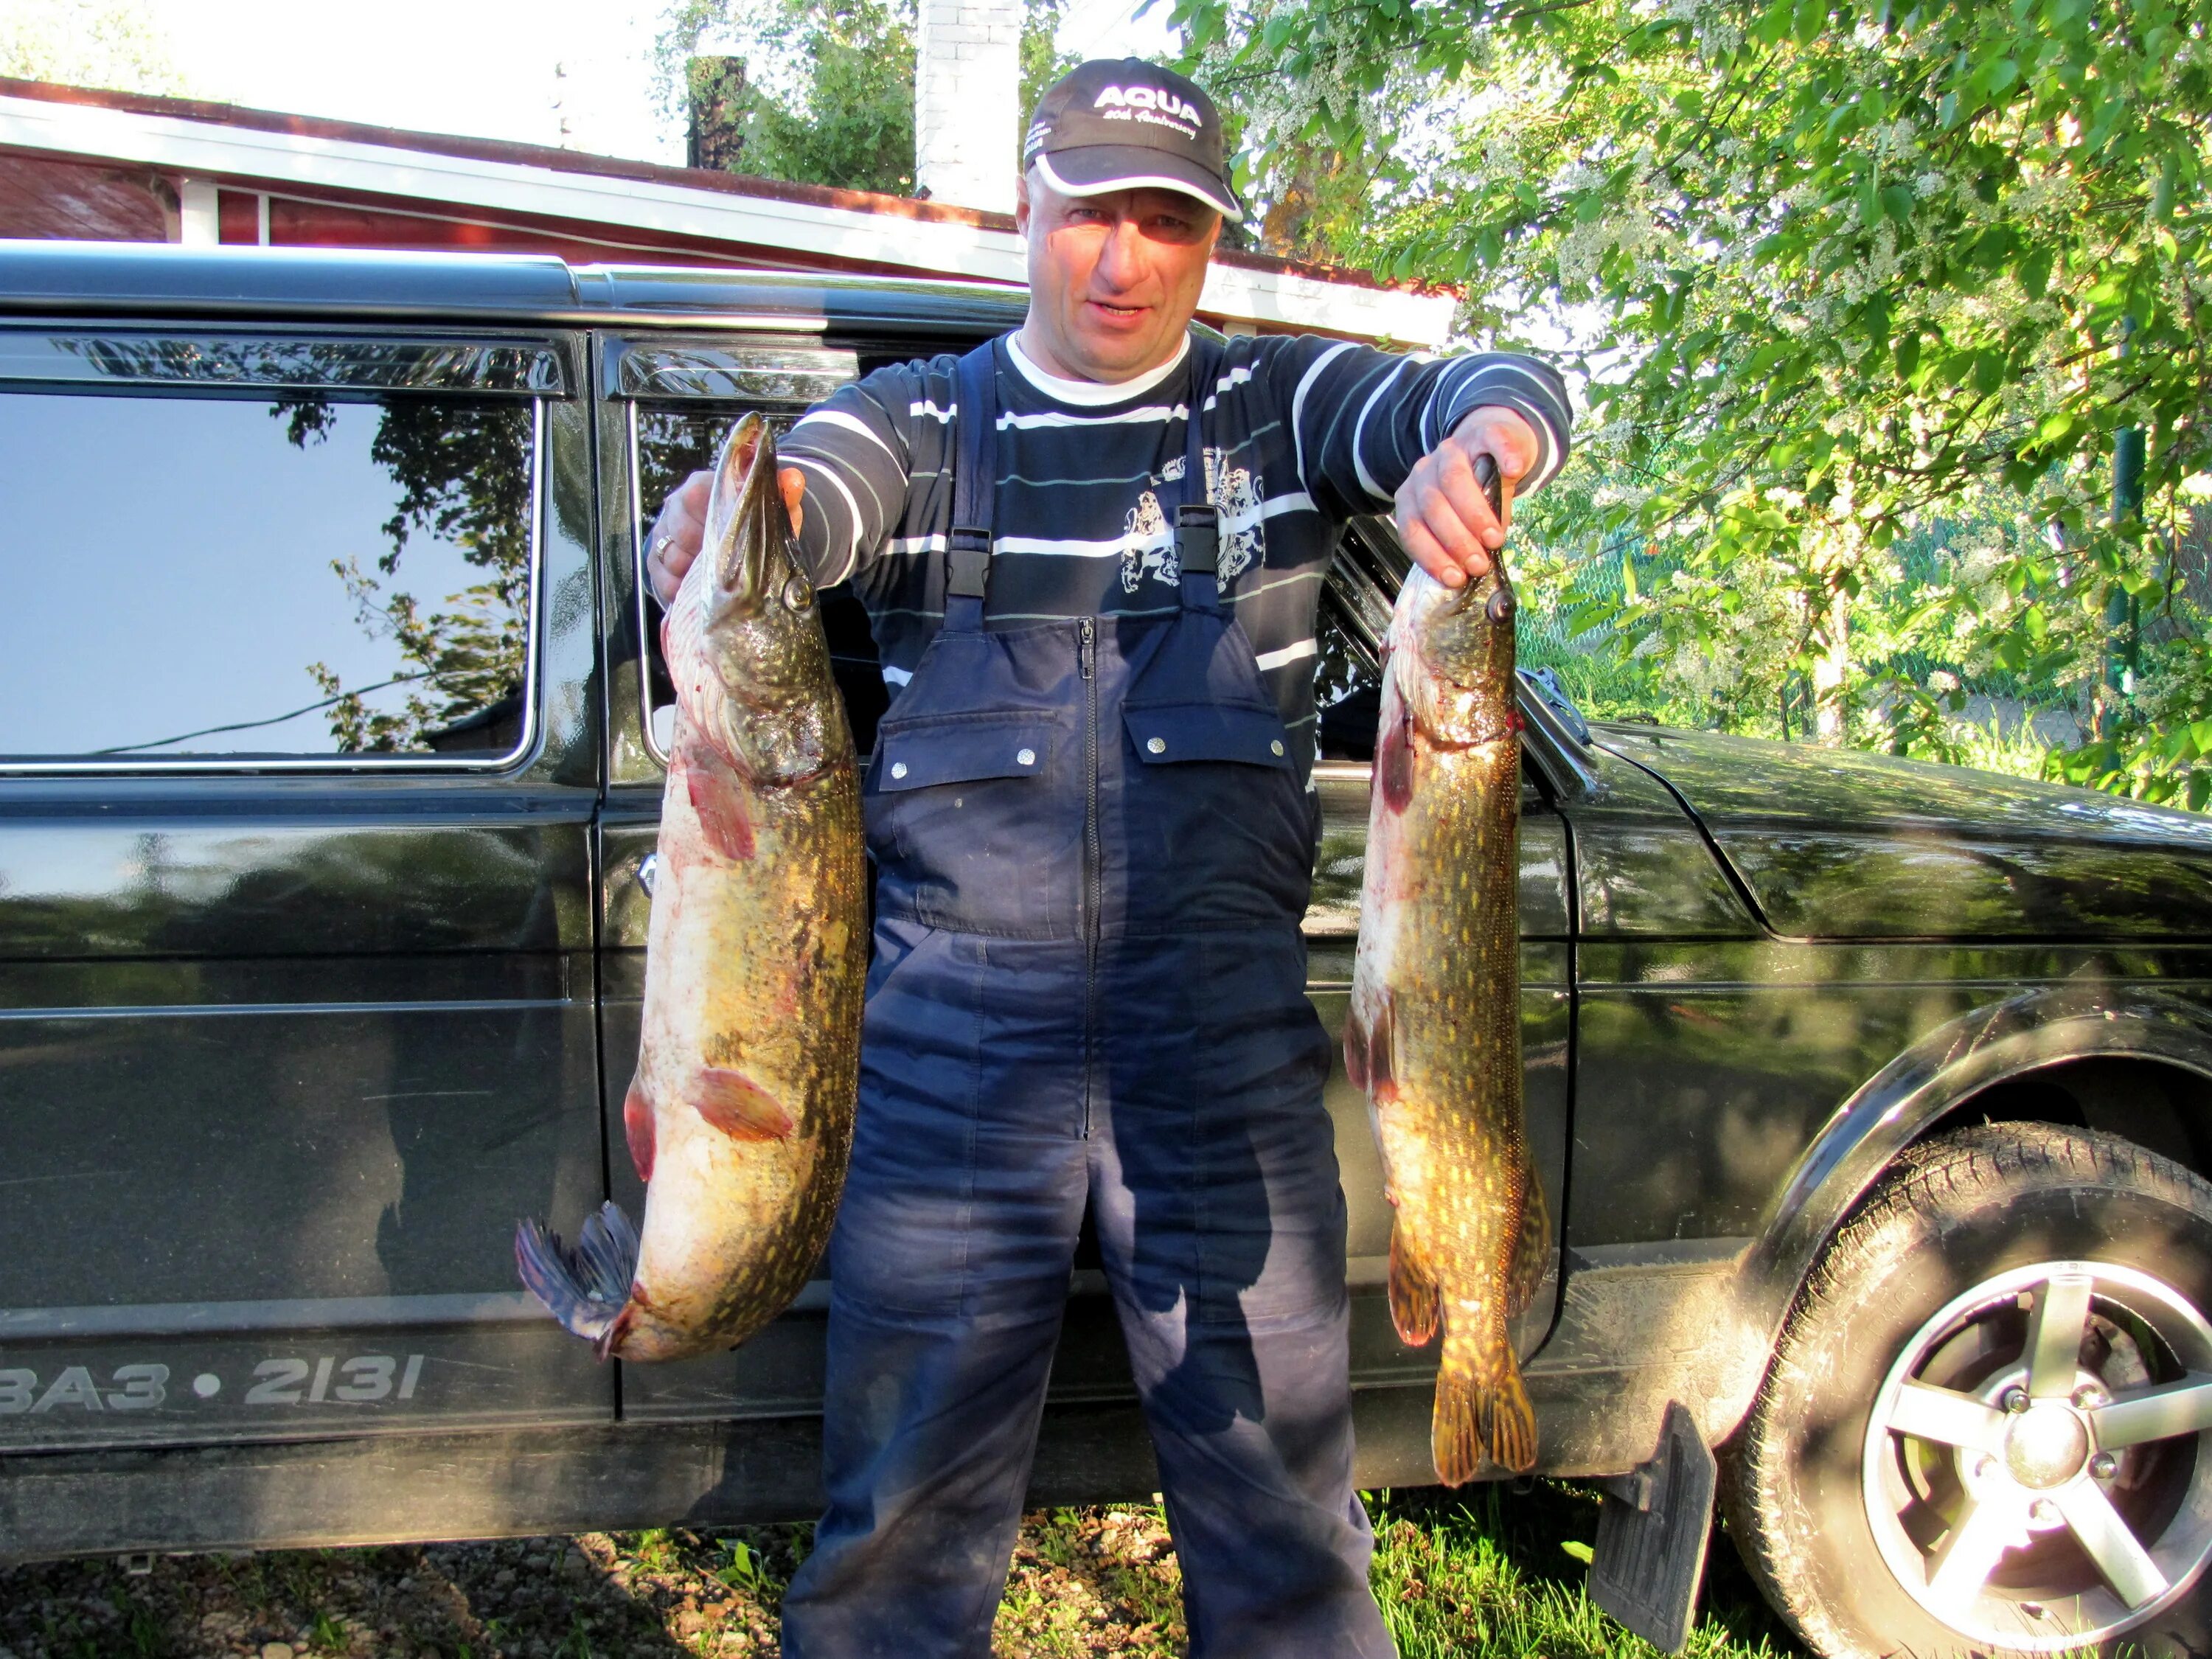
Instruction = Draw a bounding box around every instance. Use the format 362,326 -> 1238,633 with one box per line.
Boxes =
0,333 -> 553,768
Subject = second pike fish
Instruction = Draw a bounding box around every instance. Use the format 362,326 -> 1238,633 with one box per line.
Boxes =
518,415 -> 865,1361
1346,479 -> 1548,1483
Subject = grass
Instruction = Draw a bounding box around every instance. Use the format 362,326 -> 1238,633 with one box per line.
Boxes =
1366,1484 -> 1802,1659
0,1486 -> 1809,1657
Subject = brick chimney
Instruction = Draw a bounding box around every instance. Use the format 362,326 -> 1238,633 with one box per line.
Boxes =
913,0 -> 1022,213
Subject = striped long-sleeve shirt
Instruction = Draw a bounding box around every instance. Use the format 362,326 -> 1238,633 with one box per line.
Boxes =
782,328 -> 1573,774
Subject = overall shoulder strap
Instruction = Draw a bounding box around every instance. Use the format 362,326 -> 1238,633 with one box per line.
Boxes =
945,339 -> 1000,619
1176,332 -> 1225,588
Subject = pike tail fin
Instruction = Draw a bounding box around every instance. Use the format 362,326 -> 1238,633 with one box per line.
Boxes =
1387,1222 -> 1441,1348
515,1201 -> 640,1352
1432,1323 -> 1538,1485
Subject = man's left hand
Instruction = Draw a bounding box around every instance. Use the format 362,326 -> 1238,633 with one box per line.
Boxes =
1394,406 -> 1542,589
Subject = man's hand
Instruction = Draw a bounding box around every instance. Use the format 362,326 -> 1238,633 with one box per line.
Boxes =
1393,406 -> 1542,589
644,461 -> 807,606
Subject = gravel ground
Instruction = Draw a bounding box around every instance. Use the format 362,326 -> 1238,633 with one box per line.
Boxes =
0,1507 -> 1189,1659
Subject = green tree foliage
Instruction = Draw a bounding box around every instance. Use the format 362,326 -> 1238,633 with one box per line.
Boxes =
1021,0 -> 1077,133
664,0 -> 919,193
1182,0 -> 2212,805
0,0 -> 191,95
660,0 -> 1074,198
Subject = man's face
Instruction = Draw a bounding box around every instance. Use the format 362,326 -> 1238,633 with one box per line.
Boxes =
1015,174 -> 1221,383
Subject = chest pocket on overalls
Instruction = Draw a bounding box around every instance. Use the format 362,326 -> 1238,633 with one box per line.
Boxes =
1124,701 -> 1292,769
1118,698 -> 1312,927
868,708 -> 1079,933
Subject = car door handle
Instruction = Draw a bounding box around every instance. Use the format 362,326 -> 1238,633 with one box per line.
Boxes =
637,852 -> 658,898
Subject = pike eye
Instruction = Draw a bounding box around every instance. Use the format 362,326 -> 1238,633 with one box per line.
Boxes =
782,576 -> 813,613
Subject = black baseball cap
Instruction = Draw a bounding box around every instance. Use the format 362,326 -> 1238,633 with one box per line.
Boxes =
1023,58 -> 1241,219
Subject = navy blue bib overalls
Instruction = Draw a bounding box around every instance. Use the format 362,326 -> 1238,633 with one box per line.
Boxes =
779,338 -> 1395,1659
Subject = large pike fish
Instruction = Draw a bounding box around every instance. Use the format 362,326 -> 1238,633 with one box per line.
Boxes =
1345,466 -> 1547,1483
517,416 -> 863,1362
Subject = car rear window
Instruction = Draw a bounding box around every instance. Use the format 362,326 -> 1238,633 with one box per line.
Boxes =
0,338 -> 547,769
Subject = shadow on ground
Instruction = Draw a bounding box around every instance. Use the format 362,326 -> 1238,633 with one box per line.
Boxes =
0,1531 -> 765,1659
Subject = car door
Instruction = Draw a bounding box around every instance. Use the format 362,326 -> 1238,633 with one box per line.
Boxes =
0,325 -> 609,1448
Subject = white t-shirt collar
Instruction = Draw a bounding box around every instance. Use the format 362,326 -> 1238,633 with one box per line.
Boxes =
1004,330 -> 1191,406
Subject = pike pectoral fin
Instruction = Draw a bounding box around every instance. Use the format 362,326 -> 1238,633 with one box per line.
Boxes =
1388,1222 -> 1441,1348
684,760 -> 757,861
1506,1155 -> 1551,1319
693,1067 -> 794,1141
1343,1015 -> 1369,1095
623,1077 -> 656,1184
1352,992 -> 1399,1105
1343,998 -> 1402,1103
1433,1326 -> 1538,1485
515,1201 -> 641,1353
1377,698 -> 1415,814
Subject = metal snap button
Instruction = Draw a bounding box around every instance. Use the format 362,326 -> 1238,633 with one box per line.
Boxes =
890,761 -> 908,779
1270,739 -> 1285,757
1016,748 -> 1036,767
1147,737 -> 1166,755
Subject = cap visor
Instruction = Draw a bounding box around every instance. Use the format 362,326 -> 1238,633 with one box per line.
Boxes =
1034,148 -> 1240,218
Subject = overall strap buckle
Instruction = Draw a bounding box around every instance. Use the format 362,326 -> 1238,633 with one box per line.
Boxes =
946,526 -> 992,600
943,341 -> 999,627
1175,503 -> 1219,578
1175,333 -> 1224,608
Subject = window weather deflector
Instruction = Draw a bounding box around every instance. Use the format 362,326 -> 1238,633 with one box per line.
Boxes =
1517,685 -> 1604,803
1521,665 -> 1593,743
1321,516 -> 1408,675
0,333 -> 568,396
607,338 -> 861,403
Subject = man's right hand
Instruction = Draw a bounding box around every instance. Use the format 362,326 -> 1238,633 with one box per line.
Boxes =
645,462 -> 807,606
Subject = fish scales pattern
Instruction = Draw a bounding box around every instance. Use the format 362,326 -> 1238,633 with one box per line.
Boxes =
1390,730 -> 1531,1480
518,417 -> 863,1364
1349,557 -> 1543,1485
632,731 -> 861,1351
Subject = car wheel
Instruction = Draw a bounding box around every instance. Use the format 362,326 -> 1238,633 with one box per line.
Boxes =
1725,1121 -> 2212,1658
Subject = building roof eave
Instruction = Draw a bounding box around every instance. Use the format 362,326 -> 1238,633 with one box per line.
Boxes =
0,83 -> 1457,347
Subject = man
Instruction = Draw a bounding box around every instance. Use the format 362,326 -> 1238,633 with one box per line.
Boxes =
645,58 -> 1571,1659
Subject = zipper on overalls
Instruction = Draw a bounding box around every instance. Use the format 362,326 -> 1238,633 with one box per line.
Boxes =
1079,614 -> 1099,1136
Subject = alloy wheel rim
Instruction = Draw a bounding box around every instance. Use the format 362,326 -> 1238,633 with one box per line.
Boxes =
1863,1259 -> 2212,1651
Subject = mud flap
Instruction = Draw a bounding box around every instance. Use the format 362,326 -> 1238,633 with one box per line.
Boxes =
1588,1399 -> 1717,1654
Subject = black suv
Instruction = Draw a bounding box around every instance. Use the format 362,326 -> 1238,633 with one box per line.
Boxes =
7,243 -> 2212,1659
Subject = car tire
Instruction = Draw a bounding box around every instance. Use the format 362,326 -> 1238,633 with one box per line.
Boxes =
1725,1121 -> 2212,1659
